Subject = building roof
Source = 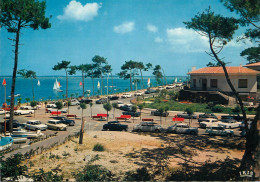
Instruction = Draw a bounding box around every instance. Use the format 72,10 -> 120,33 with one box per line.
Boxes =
188,66 -> 259,75
244,62 -> 260,67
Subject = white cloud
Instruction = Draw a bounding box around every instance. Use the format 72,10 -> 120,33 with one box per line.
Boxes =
113,21 -> 135,34
155,37 -> 163,43
147,24 -> 158,33
166,27 -> 209,52
57,1 -> 101,22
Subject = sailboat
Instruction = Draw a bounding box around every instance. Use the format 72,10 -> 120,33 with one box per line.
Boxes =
175,77 -> 178,83
147,78 -> 151,87
53,79 -> 63,92
97,81 -> 100,89
37,80 -> 40,86
80,81 -> 82,86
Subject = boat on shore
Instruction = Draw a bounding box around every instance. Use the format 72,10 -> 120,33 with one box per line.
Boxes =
0,136 -> 13,151
12,128 -> 44,139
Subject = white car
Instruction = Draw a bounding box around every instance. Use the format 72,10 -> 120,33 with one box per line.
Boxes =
134,91 -> 143,96
116,101 -> 124,108
218,120 -> 242,129
166,85 -> 175,89
20,106 -> 33,110
158,86 -> 164,90
121,93 -> 132,98
46,120 -> 67,131
70,99 -> 80,106
14,109 -> 34,115
200,118 -> 222,129
46,104 -> 56,108
0,109 -> 9,115
46,107 -> 68,113
25,120 -> 47,131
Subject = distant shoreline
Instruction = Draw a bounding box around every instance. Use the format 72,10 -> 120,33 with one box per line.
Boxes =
0,75 -> 187,78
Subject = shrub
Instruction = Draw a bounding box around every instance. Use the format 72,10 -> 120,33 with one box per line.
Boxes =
93,143 -> 105,152
124,167 -> 151,181
74,155 -> 114,181
211,106 -> 223,113
232,105 -> 241,113
31,168 -> 63,182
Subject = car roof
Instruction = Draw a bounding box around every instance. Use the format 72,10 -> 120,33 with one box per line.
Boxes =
108,121 -> 119,124
28,120 -> 40,122
48,119 -> 60,122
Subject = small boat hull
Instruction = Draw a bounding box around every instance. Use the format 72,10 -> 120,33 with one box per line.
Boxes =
0,137 -> 13,151
13,137 -> 27,143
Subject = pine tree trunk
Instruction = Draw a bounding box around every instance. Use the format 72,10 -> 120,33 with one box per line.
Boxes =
66,70 -> 68,99
79,109 -> 84,144
31,78 -> 34,101
140,69 -> 144,89
9,20 -> 21,133
82,71 -> 84,97
92,71 -> 94,97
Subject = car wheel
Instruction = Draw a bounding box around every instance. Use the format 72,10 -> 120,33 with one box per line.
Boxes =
136,129 -> 141,132
57,128 -> 61,131
190,131 -> 196,135
227,133 -> 233,137
123,128 -> 127,131
172,130 -> 177,134
155,129 -> 161,133
229,126 -> 232,129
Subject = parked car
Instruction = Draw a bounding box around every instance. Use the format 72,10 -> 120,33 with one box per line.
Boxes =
199,118 -> 222,129
116,101 -> 124,108
46,120 -> 67,131
158,86 -> 164,90
25,120 -> 47,131
151,110 -> 169,117
50,116 -> 75,126
221,114 -> 243,121
20,106 -> 33,110
133,122 -> 163,132
177,112 -> 197,119
145,89 -> 157,94
120,104 -> 133,111
80,98 -> 93,104
0,109 -> 9,115
46,104 -> 56,108
167,123 -> 198,135
199,113 -> 218,119
0,120 -> 21,130
166,85 -> 175,89
102,121 -> 128,131
14,109 -> 34,115
218,119 -> 242,129
134,91 -> 143,96
122,111 -> 141,117
121,93 -> 132,98
108,95 -> 120,100
70,99 -> 80,106
205,126 -> 234,137
46,107 -> 68,113
96,98 -> 108,104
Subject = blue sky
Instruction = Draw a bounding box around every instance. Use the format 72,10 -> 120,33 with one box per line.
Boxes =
0,0 -> 254,76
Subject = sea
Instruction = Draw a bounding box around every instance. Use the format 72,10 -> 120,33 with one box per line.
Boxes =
0,76 -> 187,105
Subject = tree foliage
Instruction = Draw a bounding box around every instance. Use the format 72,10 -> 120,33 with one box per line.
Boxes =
153,65 -> 163,85
0,0 -> 51,133
0,153 -> 27,181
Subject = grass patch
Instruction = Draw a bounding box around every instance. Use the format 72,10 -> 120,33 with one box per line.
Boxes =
93,143 -> 105,152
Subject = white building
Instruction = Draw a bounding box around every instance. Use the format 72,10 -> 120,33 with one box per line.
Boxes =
188,66 -> 259,94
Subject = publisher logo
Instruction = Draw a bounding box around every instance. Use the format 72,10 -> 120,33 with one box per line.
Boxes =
239,171 -> 253,178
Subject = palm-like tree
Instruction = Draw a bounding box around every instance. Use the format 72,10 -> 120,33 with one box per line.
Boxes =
17,69 -> 36,101
118,60 -> 137,91
89,102 -> 93,118
103,103 -> 112,121
79,103 -> 87,144
52,60 -> 73,99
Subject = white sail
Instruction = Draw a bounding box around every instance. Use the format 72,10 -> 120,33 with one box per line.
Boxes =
97,81 -> 100,89
37,80 -> 40,86
53,82 -> 57,90
175,77 -> 178,83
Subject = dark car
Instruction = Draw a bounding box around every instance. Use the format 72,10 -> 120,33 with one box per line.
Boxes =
177,112 -> 197,119
80,99 -> 93,104
108,95 -> 120,100
199,113 -> 218,119
145,89 -> 157,94
151,110 -> 169,117
122,111 -> 141,117
50,116 -> 75,126
120,105 -> 132,111
96,98 -> 108,104
102,121 -> 128,131
1,120 -> 22,131
221,114 -> 243,121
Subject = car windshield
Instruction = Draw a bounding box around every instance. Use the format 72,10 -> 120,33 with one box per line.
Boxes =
56,121 -> 62,124
35,121 -> 41,124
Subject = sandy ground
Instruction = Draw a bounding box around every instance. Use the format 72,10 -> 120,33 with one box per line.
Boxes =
28,130 -> 245,180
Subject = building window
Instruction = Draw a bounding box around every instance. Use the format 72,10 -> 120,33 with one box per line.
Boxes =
238,79 -> 248,88
210,79 -> 218,88
193,79 -> 196,88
